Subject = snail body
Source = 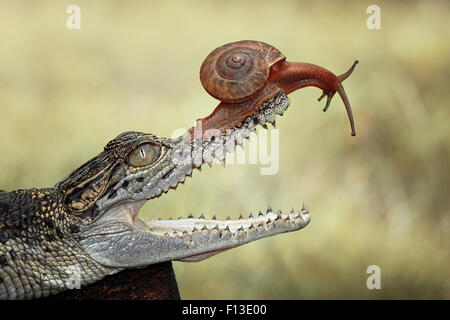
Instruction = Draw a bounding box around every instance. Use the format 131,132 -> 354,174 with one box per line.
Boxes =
196,40 -> 358,137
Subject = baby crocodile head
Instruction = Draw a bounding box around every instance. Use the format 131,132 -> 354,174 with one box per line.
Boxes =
56,92 -> 310,268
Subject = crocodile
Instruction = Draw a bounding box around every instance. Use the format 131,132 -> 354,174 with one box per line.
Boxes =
0,42 -> 359,298
0,92 -> 314,300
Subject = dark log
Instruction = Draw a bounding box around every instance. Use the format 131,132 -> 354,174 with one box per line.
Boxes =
46,261 -> 180,300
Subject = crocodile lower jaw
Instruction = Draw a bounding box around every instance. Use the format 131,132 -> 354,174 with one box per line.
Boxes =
143,206 -> 310,261
97,200 -> 310,241
145,205 -> 310,237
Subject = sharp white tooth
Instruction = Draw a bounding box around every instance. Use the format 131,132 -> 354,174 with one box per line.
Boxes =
225,140 -> 235,153
203,150 -> 214,164
274,107 -> 284,115
193,153 -> 203,167
244,117 -> 256,128
265,110 -> 276,123
235,131 -> 244,145
161,182 -> 170,192
270,120 -> 277,129
214,146 -> 225,160
242,128 -> 250,138
170,178 -> 179,188
257,113 -> 266,125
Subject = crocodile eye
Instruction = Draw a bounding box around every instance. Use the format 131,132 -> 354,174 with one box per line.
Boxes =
128,143 -> 161,167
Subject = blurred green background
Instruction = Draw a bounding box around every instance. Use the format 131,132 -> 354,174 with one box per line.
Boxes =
0,0 -> 448,299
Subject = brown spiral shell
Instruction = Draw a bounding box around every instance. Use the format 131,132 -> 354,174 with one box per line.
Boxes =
200,40 -> 286,103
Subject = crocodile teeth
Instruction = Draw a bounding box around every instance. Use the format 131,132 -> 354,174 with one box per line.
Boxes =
214,146 -> 225,161
147,204 -> 310,238
142,93 -> 290,205
257,113 -> 266,126
264,109 -> 276,124
270,120 -> 276,128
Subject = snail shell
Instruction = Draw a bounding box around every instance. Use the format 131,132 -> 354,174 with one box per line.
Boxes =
200,40 -> 286,103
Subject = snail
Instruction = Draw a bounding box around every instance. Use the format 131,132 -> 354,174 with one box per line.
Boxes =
194,40 -> 358,137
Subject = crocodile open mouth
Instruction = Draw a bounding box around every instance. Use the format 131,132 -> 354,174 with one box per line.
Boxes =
80,92 -> 311,267
137,92 -> 310,260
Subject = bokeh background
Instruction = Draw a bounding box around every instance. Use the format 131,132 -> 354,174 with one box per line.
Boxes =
0,0 -> 448,299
